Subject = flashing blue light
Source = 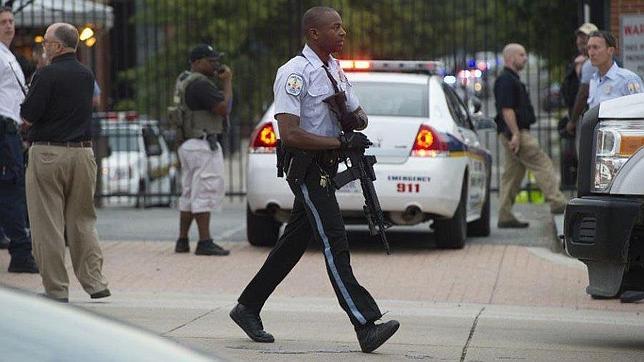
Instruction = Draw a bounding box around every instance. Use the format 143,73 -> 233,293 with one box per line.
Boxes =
467,59 -> 476,68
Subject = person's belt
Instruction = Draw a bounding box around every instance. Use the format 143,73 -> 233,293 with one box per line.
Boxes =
32,141 -> 93,148
0,116 -> 18,135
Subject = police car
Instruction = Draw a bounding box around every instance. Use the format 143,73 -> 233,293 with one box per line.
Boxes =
564,93 -> 644,298
247,60 -> 494,249
99,113 -> 176,207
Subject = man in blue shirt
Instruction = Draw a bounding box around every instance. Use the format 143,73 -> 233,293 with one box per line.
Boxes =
587,31 -> 643,108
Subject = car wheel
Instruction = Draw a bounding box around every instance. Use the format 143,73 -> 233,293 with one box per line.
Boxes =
434,178 -> 467,249
246,205 -> 281,246
467,172 -> 491,237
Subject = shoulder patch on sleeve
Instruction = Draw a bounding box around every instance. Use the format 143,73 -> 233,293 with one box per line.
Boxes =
285,73 -> 303,96
626,80 -> 641,94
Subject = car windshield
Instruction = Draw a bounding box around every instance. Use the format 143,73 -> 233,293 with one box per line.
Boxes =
104,128 -> 139,152
352,82 -> 428,117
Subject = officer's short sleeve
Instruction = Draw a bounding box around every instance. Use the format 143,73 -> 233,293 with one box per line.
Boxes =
623,75 -> 643,95
494,75 -> 516,109
580,60 -> 595,84
273,63 -> 305,118
345,80 -> 360,112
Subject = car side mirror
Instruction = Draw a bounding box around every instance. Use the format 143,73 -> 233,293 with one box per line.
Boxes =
472,115 -> 496,130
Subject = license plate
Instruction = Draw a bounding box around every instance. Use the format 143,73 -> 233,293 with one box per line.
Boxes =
338,179 -> 361,193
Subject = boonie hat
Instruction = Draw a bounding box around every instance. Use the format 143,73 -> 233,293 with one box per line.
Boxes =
189,44 -> 223,62
576,23 -> 598,35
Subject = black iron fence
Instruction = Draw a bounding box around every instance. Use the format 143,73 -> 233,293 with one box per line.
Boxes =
10,0 -> 581,206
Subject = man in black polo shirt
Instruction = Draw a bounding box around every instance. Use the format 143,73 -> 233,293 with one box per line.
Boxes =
21,22 -> 110,303
494,43 -> 567,229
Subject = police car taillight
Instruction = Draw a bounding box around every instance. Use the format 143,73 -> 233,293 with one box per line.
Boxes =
249,122 -> 277,153
411,124 -> 447,157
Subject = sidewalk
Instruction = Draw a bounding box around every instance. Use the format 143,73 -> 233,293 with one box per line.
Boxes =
2,199 -> 643,360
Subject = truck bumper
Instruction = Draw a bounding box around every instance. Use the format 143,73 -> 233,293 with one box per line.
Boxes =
564,196 -> 644,297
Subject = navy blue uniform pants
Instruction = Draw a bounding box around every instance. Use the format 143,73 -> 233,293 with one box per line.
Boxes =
0,132 -> 32,258
238,162 -> 382,327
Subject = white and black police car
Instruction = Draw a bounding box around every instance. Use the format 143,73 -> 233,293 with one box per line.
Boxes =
564,93 -> 644,299
247,60 -> 494,249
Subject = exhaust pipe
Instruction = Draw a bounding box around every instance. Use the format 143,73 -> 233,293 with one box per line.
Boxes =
390,205 -> 424,225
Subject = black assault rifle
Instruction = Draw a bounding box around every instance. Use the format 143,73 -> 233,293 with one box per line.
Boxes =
324,92 -> 391,254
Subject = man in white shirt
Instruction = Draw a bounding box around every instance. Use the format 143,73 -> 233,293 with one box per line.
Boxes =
0,6 -> 38,273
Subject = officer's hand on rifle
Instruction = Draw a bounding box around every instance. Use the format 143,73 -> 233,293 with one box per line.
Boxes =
338,132 -> 372,150
340,113 -> 361,131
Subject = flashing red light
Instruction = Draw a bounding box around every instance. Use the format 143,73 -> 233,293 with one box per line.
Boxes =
411,124 -> 447,157
250,122 -> 278,152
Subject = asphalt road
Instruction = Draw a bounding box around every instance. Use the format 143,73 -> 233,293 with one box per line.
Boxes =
96,193 -> 558,250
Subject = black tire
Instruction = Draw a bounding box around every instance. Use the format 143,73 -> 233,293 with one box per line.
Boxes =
467,172 -> 491,237
246,205 -> 281,246
434,178 -> 467,249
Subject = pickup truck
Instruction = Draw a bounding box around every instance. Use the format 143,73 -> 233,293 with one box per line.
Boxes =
564,93 -> 644,298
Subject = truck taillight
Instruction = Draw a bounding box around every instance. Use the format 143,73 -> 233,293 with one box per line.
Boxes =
250,122 -> 277,153
411,124 -> 447,157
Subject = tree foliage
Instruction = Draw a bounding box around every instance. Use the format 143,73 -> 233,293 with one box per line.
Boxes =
115,0 -> 578,134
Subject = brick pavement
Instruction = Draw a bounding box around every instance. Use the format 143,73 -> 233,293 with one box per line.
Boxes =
1,240 -> 641,312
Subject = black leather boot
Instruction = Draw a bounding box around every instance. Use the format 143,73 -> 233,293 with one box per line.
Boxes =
8,254 -> 39,273
195,239 -> 229,256
229,303 -> 274,343
175,237 -> 189,253
356,320 -> 400,353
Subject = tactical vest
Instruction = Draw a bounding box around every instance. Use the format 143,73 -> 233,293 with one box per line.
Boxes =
171,71 -> 224,139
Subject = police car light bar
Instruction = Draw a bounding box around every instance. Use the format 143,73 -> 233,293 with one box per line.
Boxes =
339,60 -> 444,74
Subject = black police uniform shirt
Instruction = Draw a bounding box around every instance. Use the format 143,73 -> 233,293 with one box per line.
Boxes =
493,66 -> 536,134
185,77 -> 224,111
21,53 -> 94,142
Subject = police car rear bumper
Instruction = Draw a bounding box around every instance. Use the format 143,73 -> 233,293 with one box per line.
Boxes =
247,154 -> 465,219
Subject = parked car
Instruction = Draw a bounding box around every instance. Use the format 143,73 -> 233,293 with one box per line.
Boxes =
564,93 -> 644,298
246,60 -> 494,249
99,115 -> 177,207
0,287 -> 216,361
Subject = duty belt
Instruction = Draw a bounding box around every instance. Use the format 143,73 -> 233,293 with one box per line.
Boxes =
315,150 -> 339,165
32,141 -> 93,148
0,116 -> 18,135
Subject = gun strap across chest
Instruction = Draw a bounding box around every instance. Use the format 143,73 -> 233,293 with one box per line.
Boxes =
322,65 -> 341,94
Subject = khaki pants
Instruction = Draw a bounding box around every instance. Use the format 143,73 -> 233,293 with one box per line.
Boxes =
499,130 -> 567,223
26,145 -> 108,299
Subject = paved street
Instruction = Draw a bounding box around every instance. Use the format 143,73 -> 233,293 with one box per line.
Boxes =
2,195 -> 644,361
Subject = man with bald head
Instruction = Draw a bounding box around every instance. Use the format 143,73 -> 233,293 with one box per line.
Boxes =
494,43 -> 567,228
230,6 -> 399,353
21,22 -> 110,303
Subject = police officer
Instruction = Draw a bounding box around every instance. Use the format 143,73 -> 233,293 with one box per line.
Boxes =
229,6 -> 399,353
0,6 -> 38,273
172,44 -> 231,256
586,31 -> 643,109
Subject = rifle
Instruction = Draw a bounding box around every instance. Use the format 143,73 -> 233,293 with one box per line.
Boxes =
332,135 -> 391,254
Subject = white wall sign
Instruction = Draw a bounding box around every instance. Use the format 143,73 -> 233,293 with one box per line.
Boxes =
621,14 -> 644,80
